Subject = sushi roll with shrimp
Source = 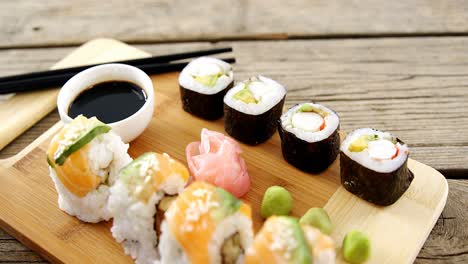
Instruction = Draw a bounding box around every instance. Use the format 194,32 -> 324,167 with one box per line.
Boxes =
159,181 -> 254,264
179,57 -> 234,120
46,115 -> 132,223
245,216 -> 336,264
340,128 -> 414,206
278,102 -> 340,173
224,75 -> 286,145
108,152 -> 190,264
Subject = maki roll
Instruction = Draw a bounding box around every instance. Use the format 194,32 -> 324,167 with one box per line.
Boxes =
340,128 -> 414,206
159,181 -> 254,264
278,102 -> 340,173
108,152 -> 190,264
46,115 -> 131,223
224,75 -> 286,145
179,57 -> 234,120
245,216 -> 336,264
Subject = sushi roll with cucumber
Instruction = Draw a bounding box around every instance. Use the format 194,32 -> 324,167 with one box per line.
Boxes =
46,115 -> 132,223
159,181 -> 254,264
179,57 -> 234,120
224,75 -> 286,145
245,216 -> 336,264
340,128 -> 414,206
108,152 -> 190,264
278,102 -> 340,173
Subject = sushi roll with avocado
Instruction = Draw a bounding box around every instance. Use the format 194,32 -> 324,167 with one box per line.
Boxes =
108,152 -> 190,264
340,128 -> 414,206
224,75 -> 286,145
46,115 -> 132,223
245,216 -> 336,264
278,102 -> 340,173
159,181 -> 254,264
179,57 -> 234,120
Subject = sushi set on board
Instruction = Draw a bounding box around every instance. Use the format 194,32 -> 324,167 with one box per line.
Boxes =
0,39 -> 448,264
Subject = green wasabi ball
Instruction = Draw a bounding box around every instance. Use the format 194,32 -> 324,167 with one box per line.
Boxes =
342,230 -> 371,264
260,186 -> 292,218
299,207 -> 333,235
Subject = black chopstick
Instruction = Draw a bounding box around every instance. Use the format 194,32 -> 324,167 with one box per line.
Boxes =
0,58 -> 236,94
0,47 -> 232,83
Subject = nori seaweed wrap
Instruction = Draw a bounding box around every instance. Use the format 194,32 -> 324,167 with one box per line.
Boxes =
178,57 -> 234,120
340,128 -> 414,206
278,102 -> 340,173
224,75 -> 286,145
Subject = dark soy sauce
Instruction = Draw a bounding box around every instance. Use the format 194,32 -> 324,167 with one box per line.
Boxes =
68,81 -> 147,123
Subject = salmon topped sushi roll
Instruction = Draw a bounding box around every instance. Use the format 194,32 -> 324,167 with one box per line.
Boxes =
46,115 -> 131,223
108,152 -> 190,264
159,181 -> 254,264
245,216 -> 335,264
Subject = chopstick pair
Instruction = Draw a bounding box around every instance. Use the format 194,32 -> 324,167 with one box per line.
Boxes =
0,47 -> 235,94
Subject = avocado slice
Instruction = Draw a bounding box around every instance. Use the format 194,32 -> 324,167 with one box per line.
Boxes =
281,217 -> 313,264
298,104 -> 328,117
119,152 -> 156,199
46,155 -> 54,168
211,187 -> 242,221
348,134 -> 379,152
54,118 -> 110,165
119,152 -> 155,185
232,85 -> 258,104
193,72 -> 224,87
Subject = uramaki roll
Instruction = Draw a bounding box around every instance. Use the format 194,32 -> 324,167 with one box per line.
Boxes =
159,181 -> 254,264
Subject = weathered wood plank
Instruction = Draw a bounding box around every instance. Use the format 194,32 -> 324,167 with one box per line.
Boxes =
415,180 -> 468,264
1,38 -> 467,172
2,1 -> 468,47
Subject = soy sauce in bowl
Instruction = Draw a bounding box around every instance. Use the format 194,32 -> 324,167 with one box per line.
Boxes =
68,81 -> 147,123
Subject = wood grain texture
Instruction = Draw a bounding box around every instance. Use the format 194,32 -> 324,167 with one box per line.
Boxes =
2,1 -> 468,47
416,180 -> 468,264
1,38 -> 467,172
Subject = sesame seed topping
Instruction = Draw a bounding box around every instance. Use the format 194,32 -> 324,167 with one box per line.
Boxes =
180,187 -> 220,233
267,218 -> 299,260
54,121 -> 88,160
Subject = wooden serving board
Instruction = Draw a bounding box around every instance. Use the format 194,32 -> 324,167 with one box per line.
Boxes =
0,39 -> 448,264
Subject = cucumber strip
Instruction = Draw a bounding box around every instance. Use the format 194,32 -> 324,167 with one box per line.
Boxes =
54,125 -> 111,165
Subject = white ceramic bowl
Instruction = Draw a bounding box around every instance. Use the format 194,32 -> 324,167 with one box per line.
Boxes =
57,63 -> 154,143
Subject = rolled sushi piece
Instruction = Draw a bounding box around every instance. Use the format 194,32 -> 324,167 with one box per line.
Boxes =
224,75 -> 286,145
245,216 -> 336,264
108,152 -> 190,264
340,128 -> 414,206
179,57 -> 234,120
278,102 -> 340,173
159,181 -> 254,264
46,115 -> 132,223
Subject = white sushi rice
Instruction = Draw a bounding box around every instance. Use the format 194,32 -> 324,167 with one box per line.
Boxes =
48,131 -> 131,223
159,213 -> 253,264
341,128 -> 409,173
224,75 -> 286,115
179,57 -> 233,95
108,153 -> 188,264
280,103 -> 339,142
108,180 -> 163,264
302,226 -> 336,264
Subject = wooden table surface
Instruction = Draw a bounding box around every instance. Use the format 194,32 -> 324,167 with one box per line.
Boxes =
0,1 -> 466,263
